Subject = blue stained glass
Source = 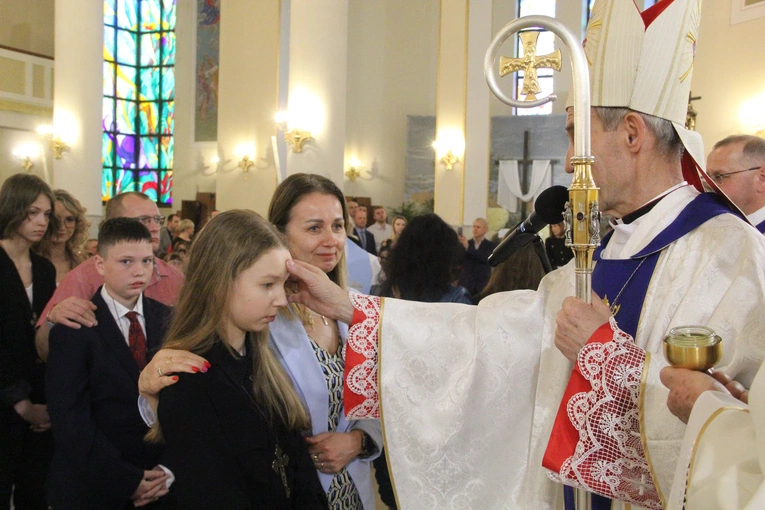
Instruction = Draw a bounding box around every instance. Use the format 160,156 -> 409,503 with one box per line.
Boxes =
161,101 -> 174,134
162,67 -> 174,100
102,97 -> 115,131
138,171 -> 159,200
139,67 -> 159,100
115,170 -> 136,194
102,133 -> 115,166
116,135 -> 136,167
159,171 -> 172,204
140,33 -> 159,66
117,0 -> 138,30
116,64 -> 137,99
141,0 -> 161,31
140,137 -> 159,168
139,102 -> 159,134
102,167 -> 114,201
104,0 -> 174,205
116,99 -> 137,134
162,0 -> 176,30
116,29 -> 137,66
103,26 -> 116,62
161,33 -> 176,65
104,0 -> 117,26
159,136 -> 173,168
103,62 -> 115,96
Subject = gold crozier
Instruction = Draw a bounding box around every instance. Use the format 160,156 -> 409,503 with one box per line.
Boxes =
499,31 -> 562,101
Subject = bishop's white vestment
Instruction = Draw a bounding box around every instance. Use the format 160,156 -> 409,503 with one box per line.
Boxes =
343,185 -> 765,509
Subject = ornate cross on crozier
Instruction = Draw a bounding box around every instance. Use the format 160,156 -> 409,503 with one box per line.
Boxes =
500,31 -> 562,101
272,444 -> 291,499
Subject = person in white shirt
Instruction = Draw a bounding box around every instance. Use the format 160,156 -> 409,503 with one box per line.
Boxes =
368,207 -> 393,253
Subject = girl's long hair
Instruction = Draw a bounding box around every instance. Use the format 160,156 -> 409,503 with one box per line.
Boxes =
147,210 -> 309,442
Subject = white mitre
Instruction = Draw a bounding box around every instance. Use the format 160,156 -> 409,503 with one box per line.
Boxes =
568,0 -> 705,173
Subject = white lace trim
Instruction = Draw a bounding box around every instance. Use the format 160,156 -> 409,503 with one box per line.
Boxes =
345,293 -> 380,419
551,318 -> 661,509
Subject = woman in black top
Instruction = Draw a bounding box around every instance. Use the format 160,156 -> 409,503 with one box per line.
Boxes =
0,174 -> 58,510
149,210 -> 326,509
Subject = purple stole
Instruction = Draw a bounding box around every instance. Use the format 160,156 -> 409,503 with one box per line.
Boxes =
564,192 -> 741,510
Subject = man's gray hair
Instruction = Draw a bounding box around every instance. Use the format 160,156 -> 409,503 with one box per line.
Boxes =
713,134 -> 765,162
594,107 -> 684,161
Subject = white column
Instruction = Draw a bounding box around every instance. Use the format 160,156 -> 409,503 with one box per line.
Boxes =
285,0 -> 348,188
52,0 -> 103,222
433,0 -> 468,226
462,0 -> 492,226
215,0 -> 280,215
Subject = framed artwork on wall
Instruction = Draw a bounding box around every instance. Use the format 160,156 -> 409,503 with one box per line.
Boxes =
731,0 -> 765,25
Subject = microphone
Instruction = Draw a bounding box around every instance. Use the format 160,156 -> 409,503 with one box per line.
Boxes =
488,185 -> 569,267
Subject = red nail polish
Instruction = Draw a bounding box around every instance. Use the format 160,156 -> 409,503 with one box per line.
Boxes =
204,361 -> 212,369
191,366 -> 200,373
172,376 -> 178,381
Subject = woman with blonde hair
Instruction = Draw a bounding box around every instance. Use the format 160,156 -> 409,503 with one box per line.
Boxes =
170,219 -> 194,254
34,189 -> 90,283
380,215 -> 406,251
150,210 -> 327,508
141,174 -> 382,509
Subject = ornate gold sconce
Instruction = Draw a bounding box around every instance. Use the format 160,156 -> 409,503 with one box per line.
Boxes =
345,158 -> 363,181
440,150 -> 459,170
13,145 -> 39,172
284,129 -> 312,153
37,125 -> 69,159
233,144 -> 256,172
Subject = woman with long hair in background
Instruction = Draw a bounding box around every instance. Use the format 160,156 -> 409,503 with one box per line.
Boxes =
34,189 -> 90,283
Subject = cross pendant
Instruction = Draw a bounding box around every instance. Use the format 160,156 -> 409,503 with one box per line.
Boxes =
272,444 -> 291,499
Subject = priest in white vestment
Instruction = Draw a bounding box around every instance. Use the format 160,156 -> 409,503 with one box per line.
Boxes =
281,0 -> 765,509
662,365 -> 765,509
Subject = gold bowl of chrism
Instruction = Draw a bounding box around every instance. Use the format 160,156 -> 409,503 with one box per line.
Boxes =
663,326 -> 722,371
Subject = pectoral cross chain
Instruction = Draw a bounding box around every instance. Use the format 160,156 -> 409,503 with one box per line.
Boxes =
272,444 -> 291,499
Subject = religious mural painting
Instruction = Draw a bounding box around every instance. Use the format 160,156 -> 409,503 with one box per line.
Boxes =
194,0 -> 220,142
102,0 -> 176,206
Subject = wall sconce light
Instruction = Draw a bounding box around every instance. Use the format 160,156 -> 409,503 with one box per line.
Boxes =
13,145 -> 40,172
345,157 -> 363,181
275,108 -> 314,153
433,132 -> 465,170
36,125 -> 69,159
233,144 -> 256,172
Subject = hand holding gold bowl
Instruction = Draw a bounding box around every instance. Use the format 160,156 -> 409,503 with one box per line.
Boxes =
663,326 -> 722,372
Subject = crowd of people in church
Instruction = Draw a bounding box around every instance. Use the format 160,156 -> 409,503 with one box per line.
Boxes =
4,0 -> 765,507
3,130 -> 764,509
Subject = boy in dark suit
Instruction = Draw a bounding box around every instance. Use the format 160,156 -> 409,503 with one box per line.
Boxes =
46,218 -> 173,509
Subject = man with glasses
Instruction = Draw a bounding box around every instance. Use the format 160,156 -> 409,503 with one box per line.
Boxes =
707,135 -> 765,233
34,192 -> 184,361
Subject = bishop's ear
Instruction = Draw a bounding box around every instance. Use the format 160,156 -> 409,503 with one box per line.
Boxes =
620,111 -> 646,153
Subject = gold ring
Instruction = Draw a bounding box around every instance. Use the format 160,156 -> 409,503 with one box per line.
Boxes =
158,367 -> 164,377
166,356 -> 172,364
312,454 -> 319,462
320,462 -> 324,470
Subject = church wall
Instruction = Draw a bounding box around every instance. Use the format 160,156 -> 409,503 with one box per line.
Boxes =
693,0 -> 765,154
0,0 -> 55,57
344,0 -> 439,208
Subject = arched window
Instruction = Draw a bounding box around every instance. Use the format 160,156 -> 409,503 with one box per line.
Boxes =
102,0 -> 176,206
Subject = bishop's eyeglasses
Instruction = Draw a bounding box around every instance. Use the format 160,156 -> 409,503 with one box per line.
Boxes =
708,165 -> 762,185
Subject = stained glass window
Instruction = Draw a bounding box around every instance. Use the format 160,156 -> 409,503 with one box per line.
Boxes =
516,0 -> 556,115
103,0 -> 176,206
